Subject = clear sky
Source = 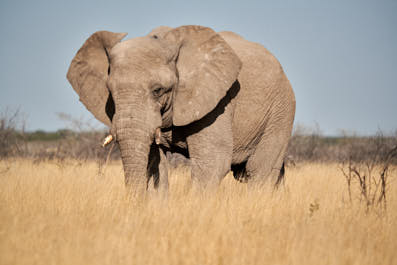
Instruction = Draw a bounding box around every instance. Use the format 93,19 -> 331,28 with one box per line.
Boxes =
1,0 -> 396,135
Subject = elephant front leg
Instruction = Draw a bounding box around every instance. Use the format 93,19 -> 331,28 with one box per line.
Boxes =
186,109 -> 233,192
147,143 -> 169,197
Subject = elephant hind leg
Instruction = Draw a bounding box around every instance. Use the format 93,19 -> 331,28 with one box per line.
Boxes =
245,132 -> 289,187
245,93 -> 294,186
245,99 -> 294,187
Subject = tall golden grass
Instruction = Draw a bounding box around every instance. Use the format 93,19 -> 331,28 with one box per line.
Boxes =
0,159 -> 396,265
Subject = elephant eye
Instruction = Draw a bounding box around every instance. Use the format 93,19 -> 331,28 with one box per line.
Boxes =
152,87 -> 163,97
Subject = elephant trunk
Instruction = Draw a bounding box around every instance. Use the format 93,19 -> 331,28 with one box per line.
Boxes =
114,105 -> 154,196
118,131 -> 150,191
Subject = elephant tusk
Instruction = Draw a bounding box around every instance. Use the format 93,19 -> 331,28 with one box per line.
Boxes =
155,128 -> 162,145
102,134 -> 113,147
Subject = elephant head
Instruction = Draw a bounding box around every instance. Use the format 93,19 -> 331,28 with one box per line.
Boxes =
67,25 -> 242,191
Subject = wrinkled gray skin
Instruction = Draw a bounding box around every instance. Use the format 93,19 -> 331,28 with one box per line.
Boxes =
67,25 -> 295,195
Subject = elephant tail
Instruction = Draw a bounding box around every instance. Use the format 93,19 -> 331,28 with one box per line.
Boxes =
275,162 -> 285,188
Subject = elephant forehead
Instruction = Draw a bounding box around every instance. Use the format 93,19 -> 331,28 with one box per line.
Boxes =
148,26 -> 172,38
110,37 -> 171,63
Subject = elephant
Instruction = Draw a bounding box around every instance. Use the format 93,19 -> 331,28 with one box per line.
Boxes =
66,25 -> 295,195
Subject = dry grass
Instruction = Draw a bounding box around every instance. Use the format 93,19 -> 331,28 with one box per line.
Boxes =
0,159 -> 396,265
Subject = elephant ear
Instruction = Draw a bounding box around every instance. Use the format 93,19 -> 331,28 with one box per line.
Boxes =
66,31 -> 127,127
164,26 -> 242,126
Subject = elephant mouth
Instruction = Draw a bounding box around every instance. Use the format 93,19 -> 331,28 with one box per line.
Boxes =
101,127 -> 162,147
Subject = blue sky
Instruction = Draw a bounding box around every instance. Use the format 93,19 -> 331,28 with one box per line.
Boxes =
1,0 -> 396,135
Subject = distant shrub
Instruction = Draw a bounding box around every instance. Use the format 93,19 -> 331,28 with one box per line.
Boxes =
29,113 -> 120,162
287,124 -> 397,165
287,123 -> 322,163
2,111 -> 396,171
0,108 -> 27,158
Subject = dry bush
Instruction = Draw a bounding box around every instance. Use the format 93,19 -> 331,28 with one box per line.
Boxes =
340,131 -> 397,212
288,125 -> 397,213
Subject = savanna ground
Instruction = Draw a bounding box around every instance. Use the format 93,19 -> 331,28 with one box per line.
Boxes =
1,159 -> 396,265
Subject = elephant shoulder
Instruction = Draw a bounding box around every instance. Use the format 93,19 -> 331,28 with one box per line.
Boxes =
218,31 -> 245,41
219,31 -> 282,75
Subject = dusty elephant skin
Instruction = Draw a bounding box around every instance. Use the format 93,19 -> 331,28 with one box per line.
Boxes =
66,25 -> 296,195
